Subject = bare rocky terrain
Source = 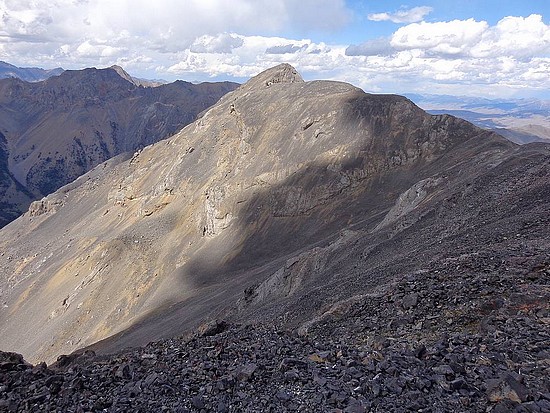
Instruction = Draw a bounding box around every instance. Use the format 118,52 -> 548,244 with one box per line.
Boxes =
0,64 -> 549,412
0,66 -> 238,227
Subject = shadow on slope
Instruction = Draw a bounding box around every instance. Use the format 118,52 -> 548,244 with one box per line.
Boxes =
86,93 -> 516,355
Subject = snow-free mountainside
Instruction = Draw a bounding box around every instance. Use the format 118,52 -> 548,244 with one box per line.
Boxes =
1,64 -> 549,412
0,65 -> 238,227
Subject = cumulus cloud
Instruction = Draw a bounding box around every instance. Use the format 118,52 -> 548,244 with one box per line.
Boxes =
390,14 -> 550,60
338,14 -> 550,97
0,0 -> 351,66
345,38 -> 393,56
471,14 -> 550,59
75,41 -> 126,58
0,0 -> 548,99
391,18 -> 488,56
190,33 -> 244,54
167,36 -> 340,79
265,44 -> 306,54
368,6 -> 433,24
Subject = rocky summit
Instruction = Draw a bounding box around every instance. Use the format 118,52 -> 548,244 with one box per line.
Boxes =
0,64 -> 549,412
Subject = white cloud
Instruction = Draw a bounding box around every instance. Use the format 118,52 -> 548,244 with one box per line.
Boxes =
0,0 -> 352,74
167,35 -> 340,79
75,41 -> 126,58
265,44 -> 306,54
345,38 -> 393,56
0,0 -> 350,48
0,0 -> 548,99
390,14 -> 550,60
330,15 -> 550,98
190,34 -> 244,54
391,19 -> 489,55
346,18 -> 491,58
368,6 -> 433,24
521,59 -> 550,82
472,14 -> 550,59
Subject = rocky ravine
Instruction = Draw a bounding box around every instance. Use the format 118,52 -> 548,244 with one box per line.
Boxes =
0,64 -> 549,411
0,66 -> 238,227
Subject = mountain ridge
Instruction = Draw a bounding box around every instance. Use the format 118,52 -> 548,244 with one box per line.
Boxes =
3,64 -> 544,367
407,93 -> 550,144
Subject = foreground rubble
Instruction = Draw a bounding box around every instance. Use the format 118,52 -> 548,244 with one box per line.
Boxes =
2,274 -> 548,413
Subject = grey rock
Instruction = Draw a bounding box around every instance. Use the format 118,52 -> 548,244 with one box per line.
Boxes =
432,364 -> 455,376
235,363 -> 258,381
487,374 -> 530,403
198,320 -> 228,337
114,363 -> 133,379
191,395 -> 205,409
402,293 -> 419,310
276,390 -> 292,402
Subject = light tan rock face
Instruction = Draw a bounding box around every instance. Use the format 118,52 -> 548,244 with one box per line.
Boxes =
0,64 -> 515,363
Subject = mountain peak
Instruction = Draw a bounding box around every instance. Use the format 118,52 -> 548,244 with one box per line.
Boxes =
243,63 -> 303,90
109,65 -> 165,88
109,65 -> 138,85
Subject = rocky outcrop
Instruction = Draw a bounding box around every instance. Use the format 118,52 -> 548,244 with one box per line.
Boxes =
375,176 -> 443,232
202,185 -> 234,237
27,197 -> 64,217
239,230 -> 359,309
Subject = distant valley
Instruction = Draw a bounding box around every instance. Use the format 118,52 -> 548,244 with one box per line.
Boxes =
408,93 -> 550,144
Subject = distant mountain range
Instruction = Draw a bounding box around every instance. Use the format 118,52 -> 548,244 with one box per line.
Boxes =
0,65 -> 238,227
407,93 -> 550,144
3,61 -> 548,146
0,61 -> 64,82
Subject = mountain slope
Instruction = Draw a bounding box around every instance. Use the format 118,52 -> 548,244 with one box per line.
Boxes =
0,67 -> 238,227
0,131 -> 35,227
0,65 -> 547,371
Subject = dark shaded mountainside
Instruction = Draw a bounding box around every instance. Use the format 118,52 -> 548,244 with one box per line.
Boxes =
0,65 -> 549,412
0,66 -> 238,227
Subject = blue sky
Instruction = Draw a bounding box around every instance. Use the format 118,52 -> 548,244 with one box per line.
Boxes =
289,1 -> 547,42
0,1 -> 548,98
